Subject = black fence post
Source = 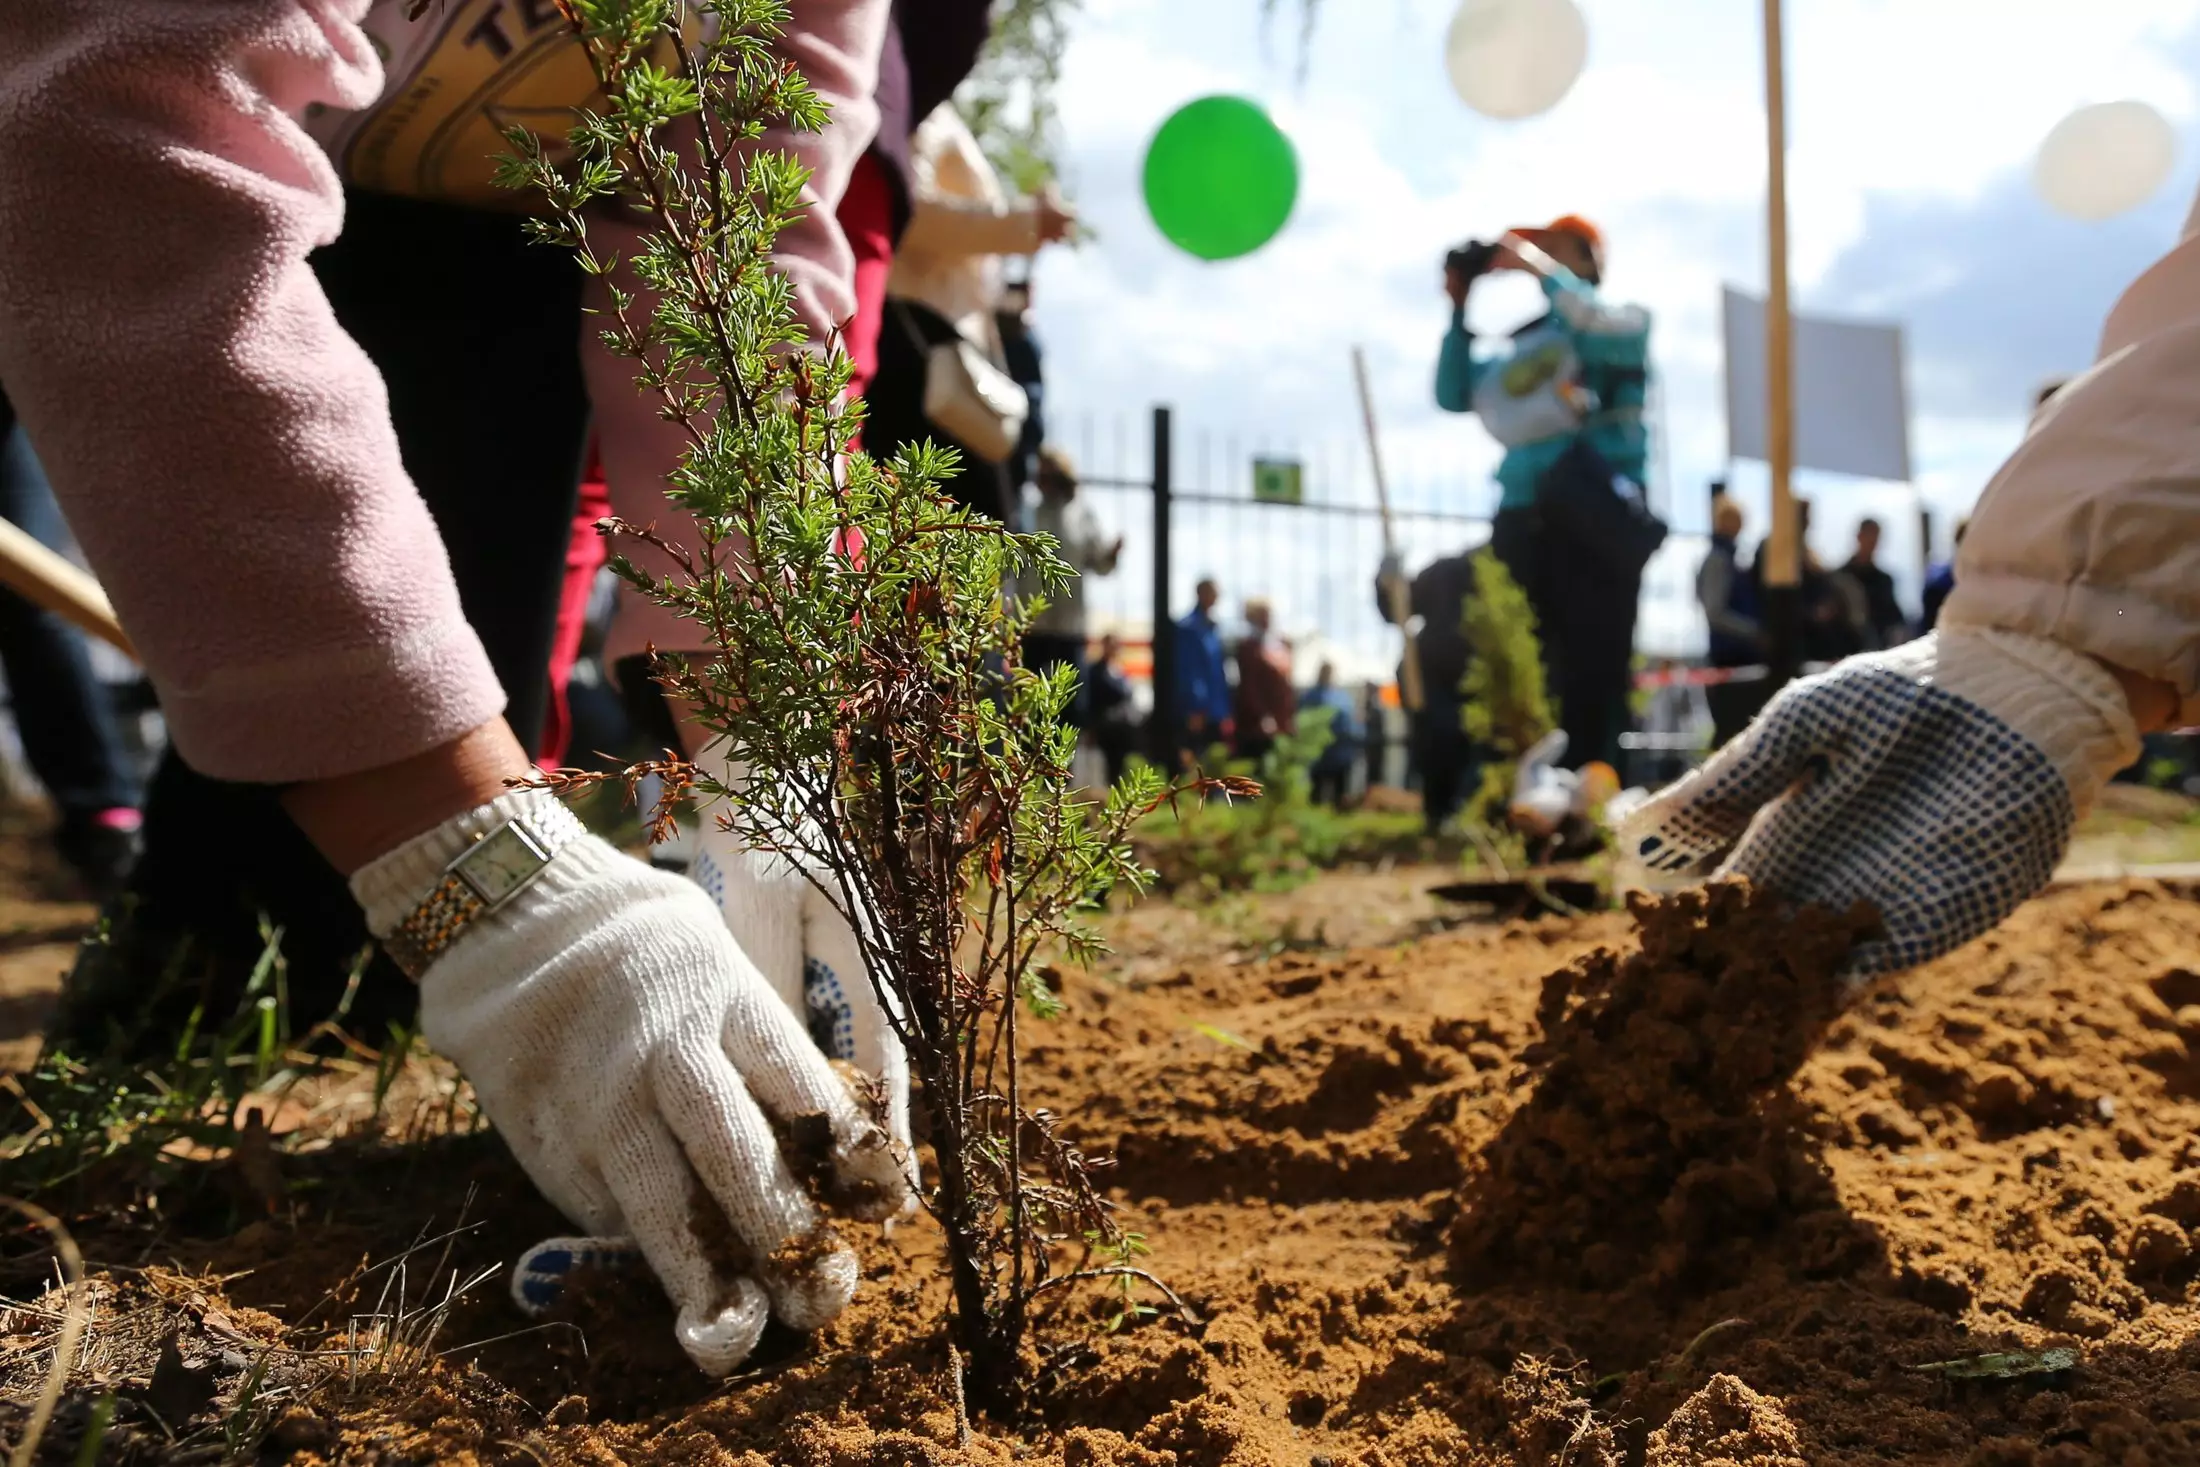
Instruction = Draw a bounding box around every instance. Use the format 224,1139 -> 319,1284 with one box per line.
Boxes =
1149,404 -> 1175,764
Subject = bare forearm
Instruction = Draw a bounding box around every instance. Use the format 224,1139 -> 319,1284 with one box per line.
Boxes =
284,720 -> 534,875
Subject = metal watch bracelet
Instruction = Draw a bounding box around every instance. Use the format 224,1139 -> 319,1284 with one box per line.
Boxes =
383,801 -> 586,980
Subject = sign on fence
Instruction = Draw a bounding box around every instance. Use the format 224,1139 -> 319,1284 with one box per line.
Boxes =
1250,456 -> 1305,504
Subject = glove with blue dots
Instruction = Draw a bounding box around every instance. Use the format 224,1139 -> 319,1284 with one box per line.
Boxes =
686,803 -> 912,1166
1614,627 -> 2140,978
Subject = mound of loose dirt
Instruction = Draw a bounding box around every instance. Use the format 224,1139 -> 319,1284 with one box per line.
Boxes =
1450,881 -> 1877,1293
10,878 -> 2200,1464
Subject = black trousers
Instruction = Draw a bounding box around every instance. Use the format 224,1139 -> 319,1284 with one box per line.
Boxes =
1095,720 -> 1138,788
106,190 -> 591,1036
1022,632 -> 1086,727
1414,685 -> 1474,832
1707,675 -> 1769,749
1488,503 -> 1638,773
0,397 -> 141,820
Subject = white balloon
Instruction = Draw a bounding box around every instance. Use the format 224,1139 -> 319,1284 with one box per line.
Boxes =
1445,0 -> 1588,122
2034,101 -> 2177,222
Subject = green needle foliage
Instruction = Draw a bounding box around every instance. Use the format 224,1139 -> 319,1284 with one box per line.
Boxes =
503,0 -> 1242,1414
1459,548 -> 1555,822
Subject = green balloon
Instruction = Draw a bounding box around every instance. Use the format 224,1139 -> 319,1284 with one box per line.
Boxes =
1142,96 -> 1299,261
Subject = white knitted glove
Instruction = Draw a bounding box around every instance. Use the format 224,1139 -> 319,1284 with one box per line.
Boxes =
684,750 -> 914,1170
1615,627 -> 2140,976
351,790 -> 910,1377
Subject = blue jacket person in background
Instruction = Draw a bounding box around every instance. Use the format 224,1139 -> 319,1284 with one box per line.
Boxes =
1172,577 -> 1232,766
1297,660 -> 1364,808
1435,214 -> 1660,771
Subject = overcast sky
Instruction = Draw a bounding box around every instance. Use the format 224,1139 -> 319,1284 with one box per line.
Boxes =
1021,0 -> 2200,665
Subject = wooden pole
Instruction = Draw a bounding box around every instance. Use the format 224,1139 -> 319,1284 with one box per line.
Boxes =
1352,347 -> 1424,712
0,518 -> 133,658
1761,0 -> 1799,594
1755,0 -> 1807,693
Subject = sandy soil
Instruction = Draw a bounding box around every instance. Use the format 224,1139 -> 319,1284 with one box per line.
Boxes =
0,802 -> 96,1071
7,868 -> 2200,1464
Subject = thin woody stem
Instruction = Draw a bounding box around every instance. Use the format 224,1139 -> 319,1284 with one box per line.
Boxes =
1026,1267 -> 1201,1326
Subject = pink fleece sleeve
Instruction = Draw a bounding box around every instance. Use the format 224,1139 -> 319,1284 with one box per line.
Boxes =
594,0 -> 888,668
0,0 -> 504,784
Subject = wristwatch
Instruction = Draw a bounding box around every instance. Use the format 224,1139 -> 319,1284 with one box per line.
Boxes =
384,802 -> 586,979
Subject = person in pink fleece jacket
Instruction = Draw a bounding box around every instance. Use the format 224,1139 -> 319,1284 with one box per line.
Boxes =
0,0 -> 911,1374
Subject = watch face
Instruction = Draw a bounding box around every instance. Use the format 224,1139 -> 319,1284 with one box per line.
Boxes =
453,821 -> 552,907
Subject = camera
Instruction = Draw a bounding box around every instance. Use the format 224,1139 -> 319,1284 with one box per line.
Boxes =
1445,239 -> 1497,279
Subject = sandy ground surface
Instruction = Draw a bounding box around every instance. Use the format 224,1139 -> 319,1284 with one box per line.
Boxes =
6,800 -> 2200,1462
0,802 -> 97,1072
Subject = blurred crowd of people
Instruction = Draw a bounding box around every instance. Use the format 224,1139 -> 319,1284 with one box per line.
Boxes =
1694,492 -> 1933,744
1164,576 -> 1373,800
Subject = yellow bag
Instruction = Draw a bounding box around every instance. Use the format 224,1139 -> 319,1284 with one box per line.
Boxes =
303,0 -> 693,207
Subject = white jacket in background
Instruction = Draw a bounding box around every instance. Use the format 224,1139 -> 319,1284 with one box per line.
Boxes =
1027,493 -> 1119,636
887,103 -> 1046,353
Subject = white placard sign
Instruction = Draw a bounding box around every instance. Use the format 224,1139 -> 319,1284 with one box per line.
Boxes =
1722,285 -> 1912,482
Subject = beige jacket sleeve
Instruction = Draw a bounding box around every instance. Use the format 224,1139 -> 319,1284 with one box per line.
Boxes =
1944,183 -> 2200,726
886,105 -> 1037,337
897,121 -> 1045,260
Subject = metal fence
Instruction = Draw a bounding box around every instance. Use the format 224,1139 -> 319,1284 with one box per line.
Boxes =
1046,404 -> 1710,712
1059,406 -> 1492,688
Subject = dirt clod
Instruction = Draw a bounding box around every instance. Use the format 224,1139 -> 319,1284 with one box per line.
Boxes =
1453,880 -> 1873,1290
1503,1357 -> 1623,1466
1645,1374 -> 1807,1467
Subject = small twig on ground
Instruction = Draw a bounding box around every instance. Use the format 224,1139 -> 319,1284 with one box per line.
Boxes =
3,1196 -> 87,1467
496,1438 -> 553,1467
439,1321 -> 590,1358
1527,872 -> 1587,920
1661,1316 -> 1749,1382
947,1342 -> 973,1450
1461,822 -> 1514,880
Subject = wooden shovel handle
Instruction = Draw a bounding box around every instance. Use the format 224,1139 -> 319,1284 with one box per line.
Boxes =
0,517 -> 135,659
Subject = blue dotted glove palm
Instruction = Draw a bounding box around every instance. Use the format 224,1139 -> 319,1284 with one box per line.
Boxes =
1615,627 -> 2140,977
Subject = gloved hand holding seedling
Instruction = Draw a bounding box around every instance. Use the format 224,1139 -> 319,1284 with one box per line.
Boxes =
505,754 -> 919,1338
492,0 -> 1235,1411
351,790 -> 909,1376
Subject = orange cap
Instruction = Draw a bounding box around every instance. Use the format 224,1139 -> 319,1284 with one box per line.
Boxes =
1542,213 -> 1603,254
1503,214 -> 1605,276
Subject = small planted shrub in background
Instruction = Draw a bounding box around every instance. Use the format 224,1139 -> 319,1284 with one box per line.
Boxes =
1459,548 -> 1555,825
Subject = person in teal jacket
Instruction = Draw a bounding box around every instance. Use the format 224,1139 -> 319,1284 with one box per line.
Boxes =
1436,215 -> 1649,499
1433,214 -> 1655,769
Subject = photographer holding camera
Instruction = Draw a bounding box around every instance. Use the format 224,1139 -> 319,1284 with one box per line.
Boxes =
1431,216 -> 1661,772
